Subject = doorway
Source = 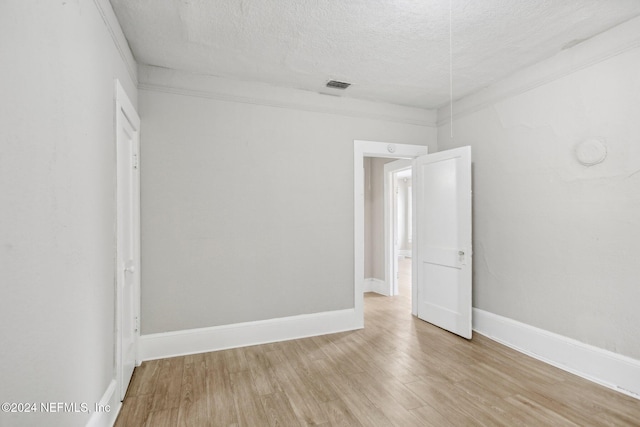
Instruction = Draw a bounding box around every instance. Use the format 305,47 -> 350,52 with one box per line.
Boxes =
384,159 -> 412,298
353,140 -> 427,325
354,140 -> 472,338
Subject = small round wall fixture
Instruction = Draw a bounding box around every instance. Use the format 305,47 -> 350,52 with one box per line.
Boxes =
387,144 -> 396,153
575,138 -> 607,166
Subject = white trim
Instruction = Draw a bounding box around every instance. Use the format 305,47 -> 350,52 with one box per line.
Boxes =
138,82 -> 433,126
384,159 -> 413,297
411,164 -> 418,317
92,0 -> 137,85
363,278 -> 389,296
115,82 -> 139,128
138,65 -> 437,127
85,380 -> 121,427
437,16 -> 640,126
354,140 -> 427,326
139,309 -> 360,361
398,250 -> 412,258
473,308 -> 640,399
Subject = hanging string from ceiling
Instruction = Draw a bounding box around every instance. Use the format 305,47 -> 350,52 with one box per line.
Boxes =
449,0 -> 454,139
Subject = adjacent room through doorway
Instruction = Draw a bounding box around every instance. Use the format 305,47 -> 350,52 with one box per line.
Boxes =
356,140 -> 472,340
387,161 -> 412,297
363,156 -> 412,308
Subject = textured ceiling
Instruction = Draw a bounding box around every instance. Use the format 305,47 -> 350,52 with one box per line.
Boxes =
110,0 -> 640,109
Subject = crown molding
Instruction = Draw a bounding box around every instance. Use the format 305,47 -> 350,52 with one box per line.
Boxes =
92,0 -> 137,85
437,16 -> 640,127
138,66 -> 436,127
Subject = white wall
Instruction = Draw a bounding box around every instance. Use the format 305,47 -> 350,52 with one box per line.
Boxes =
437,17 -> 640,360
139,65 -> 436,335
0,1 -> 137,426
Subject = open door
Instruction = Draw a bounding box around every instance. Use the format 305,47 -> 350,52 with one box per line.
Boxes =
115,81 -> 141,400
412,146 -> 472,339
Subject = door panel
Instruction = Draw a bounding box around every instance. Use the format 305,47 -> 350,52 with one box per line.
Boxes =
413,146 -> 472,339
116,81 -> 140,401
118,117 -> 136,399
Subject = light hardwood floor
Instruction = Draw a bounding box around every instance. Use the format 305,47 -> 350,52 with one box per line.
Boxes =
116,258 -> 640,426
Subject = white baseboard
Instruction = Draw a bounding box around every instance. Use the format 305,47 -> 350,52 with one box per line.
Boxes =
85,379 -> 121,427
139,308 -> 361,361
473,308 -> 640,399
363,278 -> 389,296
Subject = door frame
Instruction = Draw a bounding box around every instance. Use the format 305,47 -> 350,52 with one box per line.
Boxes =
354,140 -> 427,325
384,159 -> 412,297
115,80 -> 141,400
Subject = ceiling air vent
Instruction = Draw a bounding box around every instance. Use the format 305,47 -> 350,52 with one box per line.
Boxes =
326,80 -> 351,89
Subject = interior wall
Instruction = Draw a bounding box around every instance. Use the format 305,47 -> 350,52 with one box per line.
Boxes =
437,18 -> 640,360
0,1 -> 137,426
139,67 -> 436,334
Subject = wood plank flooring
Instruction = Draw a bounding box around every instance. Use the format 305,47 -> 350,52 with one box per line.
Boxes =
115,259 -> 640,426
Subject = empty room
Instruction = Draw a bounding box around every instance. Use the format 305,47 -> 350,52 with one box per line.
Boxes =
1,1 -> 640,426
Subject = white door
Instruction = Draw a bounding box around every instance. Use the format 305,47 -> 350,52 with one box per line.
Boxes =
412,146 -> 472,339
116,81 -> 140,400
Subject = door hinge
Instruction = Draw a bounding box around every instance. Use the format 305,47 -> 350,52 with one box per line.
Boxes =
133,153 -> 139,170
134,316 -> 140,333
